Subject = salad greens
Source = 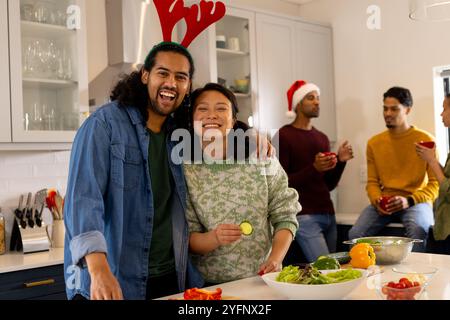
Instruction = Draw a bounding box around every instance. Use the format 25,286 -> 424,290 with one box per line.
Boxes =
276,265 -> 362,285
356,239 -> 382,245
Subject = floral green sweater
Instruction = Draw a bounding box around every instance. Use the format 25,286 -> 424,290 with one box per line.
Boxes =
184,157 -> 301,284
434,153 -> 450,240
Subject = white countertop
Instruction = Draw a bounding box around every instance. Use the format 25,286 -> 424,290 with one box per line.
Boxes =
0,248 -> 64,274
159,253 -> 450,300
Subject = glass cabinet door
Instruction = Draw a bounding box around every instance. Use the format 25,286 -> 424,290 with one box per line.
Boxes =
0,0 -> 11,142
214,8 -> 257,128
9,0 -> 88,142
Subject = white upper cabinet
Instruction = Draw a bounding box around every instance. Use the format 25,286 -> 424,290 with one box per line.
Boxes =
183,6 -> 258,127
255,13 -> 296,133
0,0 -> 11,142
7,0 -> 88,143
256,13 -> 336,141
295,22 -> 336,141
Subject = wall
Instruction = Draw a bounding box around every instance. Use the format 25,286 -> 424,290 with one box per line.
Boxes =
298,0 -> 450,213
86,0 -> 108,83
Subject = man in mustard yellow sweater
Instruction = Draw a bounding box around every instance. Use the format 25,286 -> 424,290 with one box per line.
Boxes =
349,87 -> 438,251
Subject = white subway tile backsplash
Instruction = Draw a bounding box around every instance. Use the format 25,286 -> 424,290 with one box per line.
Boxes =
7,178 -> 63,194
2,151 -> 56,165
0,194 -> 22,209
0,164 -> 33,179
0,180 -> 8,193
33,164 -> 69,178
57,179 -> 68,193
55,151 -> 72,164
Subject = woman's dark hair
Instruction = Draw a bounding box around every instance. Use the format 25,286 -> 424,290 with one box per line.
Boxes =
110,42 -> 195,122
383,87 -> 413,107
446,93 -> 450,99
185,83 -> 252,161
190,83 -> 239,123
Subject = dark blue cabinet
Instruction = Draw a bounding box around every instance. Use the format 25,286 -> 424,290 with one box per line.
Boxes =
0,264 -> 66,300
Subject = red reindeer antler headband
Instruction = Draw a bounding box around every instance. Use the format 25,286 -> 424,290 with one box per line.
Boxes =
153,0 -> 226,48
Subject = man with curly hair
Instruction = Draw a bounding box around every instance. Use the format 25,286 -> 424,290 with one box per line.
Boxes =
64,42 -> 203,300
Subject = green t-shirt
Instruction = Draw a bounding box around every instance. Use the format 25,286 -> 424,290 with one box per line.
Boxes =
147,129 -> 175,277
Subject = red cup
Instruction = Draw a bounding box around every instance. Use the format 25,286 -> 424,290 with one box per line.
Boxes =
379,196 -> 393,211
419,141 -> 435,149
322,152 -> 337,157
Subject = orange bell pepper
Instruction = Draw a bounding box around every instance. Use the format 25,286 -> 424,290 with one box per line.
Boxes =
349,243 -> 376,269
183,288 -> 222,300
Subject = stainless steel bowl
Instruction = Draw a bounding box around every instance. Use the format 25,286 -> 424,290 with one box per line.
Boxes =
343,236 -> 423,265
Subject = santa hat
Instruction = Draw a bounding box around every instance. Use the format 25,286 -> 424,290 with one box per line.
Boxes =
286,80 -> 321,118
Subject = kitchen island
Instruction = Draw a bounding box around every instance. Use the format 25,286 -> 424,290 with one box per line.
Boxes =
159,252 -> 450,300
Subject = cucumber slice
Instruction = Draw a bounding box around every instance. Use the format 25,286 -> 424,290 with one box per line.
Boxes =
240,221 -> 253,236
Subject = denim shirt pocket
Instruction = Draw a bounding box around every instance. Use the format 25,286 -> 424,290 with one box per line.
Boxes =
111,143 -> 143,189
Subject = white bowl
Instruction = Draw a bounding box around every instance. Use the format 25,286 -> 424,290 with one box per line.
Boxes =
261,269 -> 368,300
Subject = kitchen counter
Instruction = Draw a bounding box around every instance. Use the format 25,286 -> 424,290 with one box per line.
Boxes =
0,248 -> 64,274
159,252 -> 450,300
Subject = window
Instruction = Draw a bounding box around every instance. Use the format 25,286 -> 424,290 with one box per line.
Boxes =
444,76 -> 450,149
433,66 -> 450,163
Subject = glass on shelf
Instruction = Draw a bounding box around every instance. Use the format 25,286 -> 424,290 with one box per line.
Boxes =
24,102 -> 57,131
21,3 -> 34,22
41,103 -> 56,131
33,0 -> 56,24
62,111 -> 80,131
22,38 -> 73,80
55,10 -> 67,27
30,102 -> 43,130
21,0 -> 67,26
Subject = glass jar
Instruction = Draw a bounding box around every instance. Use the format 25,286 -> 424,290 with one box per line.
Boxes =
33,0 -> 56,25
0,208 -> 5,255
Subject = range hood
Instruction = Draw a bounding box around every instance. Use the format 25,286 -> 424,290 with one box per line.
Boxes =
89,0 -> 166,108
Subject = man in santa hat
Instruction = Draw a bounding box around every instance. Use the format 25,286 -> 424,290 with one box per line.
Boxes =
274,80 -> 354,263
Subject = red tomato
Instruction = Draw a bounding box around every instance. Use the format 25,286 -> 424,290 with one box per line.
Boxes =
382,279 -> 422,300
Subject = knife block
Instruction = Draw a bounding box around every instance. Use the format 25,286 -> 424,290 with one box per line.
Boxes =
9,218 -> 51,254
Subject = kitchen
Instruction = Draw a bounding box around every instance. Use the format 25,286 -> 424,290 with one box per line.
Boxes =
1,0 -> 450,302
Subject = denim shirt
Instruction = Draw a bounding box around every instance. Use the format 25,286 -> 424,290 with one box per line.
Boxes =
63,101 -> 203,300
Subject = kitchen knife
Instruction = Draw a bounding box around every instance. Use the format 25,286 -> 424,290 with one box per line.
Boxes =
28,194 -> 37,228
21,193 -> 31,229
35,203 -> 44,228
14,194 -> 24,220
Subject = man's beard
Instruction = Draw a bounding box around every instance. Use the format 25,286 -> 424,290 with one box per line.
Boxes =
386,124 -> 395,129
149,97 -> 179,117
305,111 -> 319,118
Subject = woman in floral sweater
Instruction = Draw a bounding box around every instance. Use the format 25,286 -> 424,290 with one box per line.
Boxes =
181,83 -> 300,285
416,94 -> 450,253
